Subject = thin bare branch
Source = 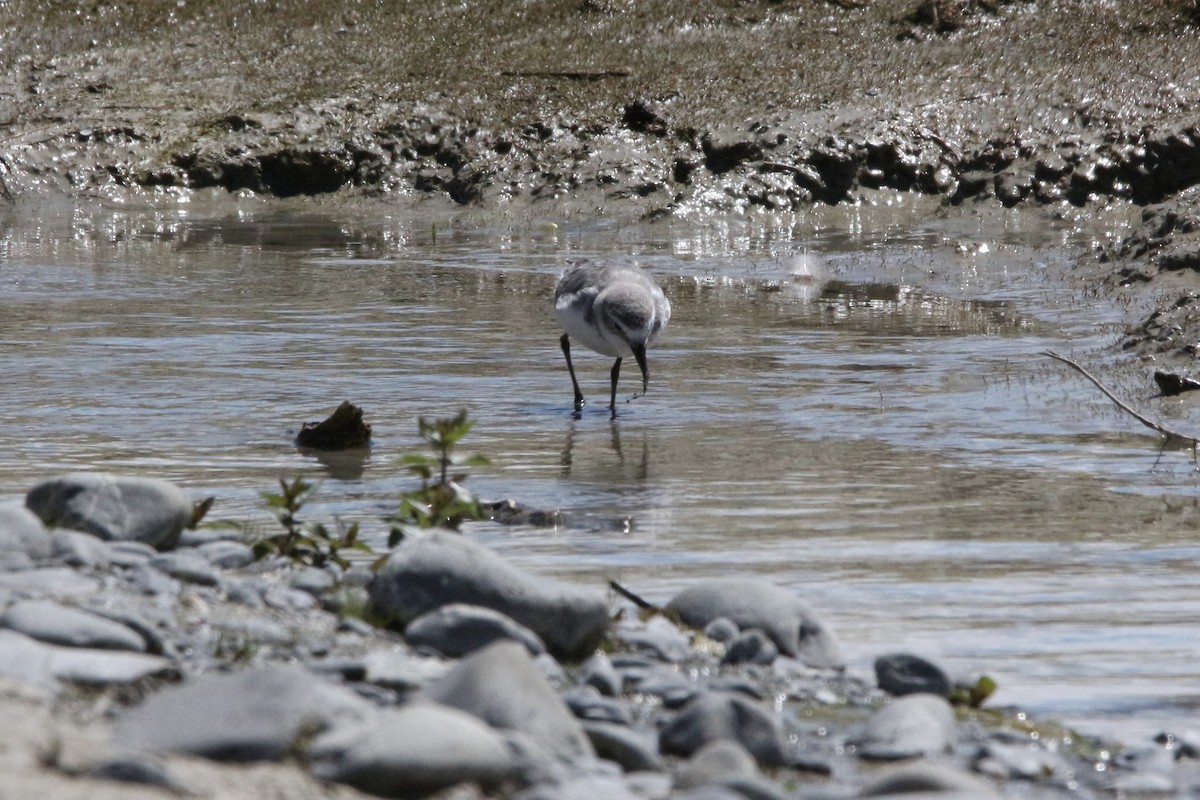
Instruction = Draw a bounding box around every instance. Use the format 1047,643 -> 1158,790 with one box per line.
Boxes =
1042,350 -> 1199,446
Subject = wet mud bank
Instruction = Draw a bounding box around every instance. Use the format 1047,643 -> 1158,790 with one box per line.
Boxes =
5,1 -> 1200,354
3,1 -> 1200,220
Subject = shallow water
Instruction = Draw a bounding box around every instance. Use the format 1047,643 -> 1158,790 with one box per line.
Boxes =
2,193 -> 1197,744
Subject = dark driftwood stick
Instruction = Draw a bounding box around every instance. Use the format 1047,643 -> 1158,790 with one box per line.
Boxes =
1042,350 -> 1199,446
609,580 -> 658,611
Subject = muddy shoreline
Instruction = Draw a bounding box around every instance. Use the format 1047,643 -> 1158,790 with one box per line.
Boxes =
5,1 -> 1200,349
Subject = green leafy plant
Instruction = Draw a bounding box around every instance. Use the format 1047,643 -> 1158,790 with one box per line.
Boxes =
949,674 -> 997,708
387,410 -> 490,547
252,477 -> 374,569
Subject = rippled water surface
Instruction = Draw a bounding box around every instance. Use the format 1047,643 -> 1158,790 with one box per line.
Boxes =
2,194 -> 1197,743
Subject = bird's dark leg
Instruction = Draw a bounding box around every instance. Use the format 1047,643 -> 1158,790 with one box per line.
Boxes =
560,334 -> 585,411
609,357 -> 623,415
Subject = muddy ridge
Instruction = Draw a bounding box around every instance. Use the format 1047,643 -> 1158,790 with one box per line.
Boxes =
2,1 -> 1199,217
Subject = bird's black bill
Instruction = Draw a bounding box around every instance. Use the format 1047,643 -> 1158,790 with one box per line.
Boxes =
632,342 -> 649,395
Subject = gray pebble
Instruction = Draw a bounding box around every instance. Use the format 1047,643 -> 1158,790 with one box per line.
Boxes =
26,472 -> 192,550
176,528 -> 241,548
127,563 -> 178,595
310,702 -> 521,797
290,565 -> 338,595
405,602 -> 546,658
0,504 -> 53,562
356,648 -> 452,692
114,664 -> 373,760
632,669 -> 701,708
675,739 -> 758,789
582,720 -> 662,772
703,616 -> 740,644
263,585 -> 317,610
89,753 -> 180,790
667,579 -> 844,670
859,760 -> 1001,797
197,539 -> 255,569
974,741 -> 1074,781
616,614 -> 693,662
852,694 -> 955,761
148,551 -> 221,586
675,786 -> 745,800
0,552 -> 35,572
579,652 -> 622,696
722,629 -> 778,666
874,653 -> 950,698
105,540 -> 158,567
516,773 -> 642,800
422,641 -> 594,763
0,599 -> 147,651
368,531 -> 608,661
561,685 -> 634,725
0,629 -> 175,689
224,579 -> 266,608
213,616 -> 293,647
659,691 -> 787,767
0,566 -> 101,596
50,529 -> 111,569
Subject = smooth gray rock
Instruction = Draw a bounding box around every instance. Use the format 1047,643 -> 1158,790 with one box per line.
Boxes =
310,702 -> 520,798
675,739 -> 758,789
50,529 -> 111,569
579,652 -> 621,697
974,741 -> 1074,781
26,472 -> 193,550
667,579 -> 844,670
263,584 -> 317,610
632,668 -> 701,708
114,664 -> 373,760
851,694 -> 955,761
0,629 -> 174,689
106,540 -> 158,567
89,753 -> 181,791
367,531 -> 608,661
357,648 -> 452,692
615,614 -> 693,662
582,720 -> 662,772
0,566 -> 101,595
405,602 -> 546,658
516,774 -> 642,800
196,539 -> 255,569
422,641 -> 595,763
859,760 -> 1001,797
874,653 -> 950,698
722,629 -> 779,666
291,565 -> 338,595
703,617 -> 740,644
148,551 -> 220,586
562,685 -> 633,725
0,599 -> 146,651
128,562 -> 178,595
0,551 -> 34,572
659,691 -> 787,767
675,787 -> 745,800
0,504 -> 53,561
0,628 -> 58,688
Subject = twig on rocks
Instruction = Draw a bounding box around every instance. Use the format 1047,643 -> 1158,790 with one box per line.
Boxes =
1042,350 -> 1200,448
609,579 -> 659,611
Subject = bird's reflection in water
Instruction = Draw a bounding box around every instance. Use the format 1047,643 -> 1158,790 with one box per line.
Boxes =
559,416 -> 650,481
